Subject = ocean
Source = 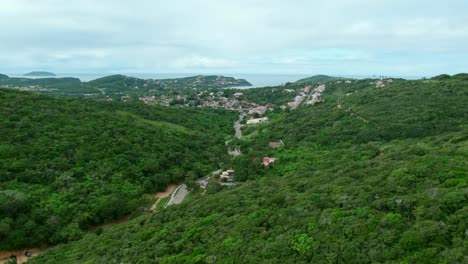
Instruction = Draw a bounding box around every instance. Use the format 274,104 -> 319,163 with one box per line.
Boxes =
6,73 -> 424,88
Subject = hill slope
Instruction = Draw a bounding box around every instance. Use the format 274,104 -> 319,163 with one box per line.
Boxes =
30,77 -> 468,263
0,89 -> 236,250
294,74 -> 345,84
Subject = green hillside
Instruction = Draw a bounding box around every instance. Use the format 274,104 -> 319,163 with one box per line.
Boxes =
294,74 -> 345,84
0,89 -> 236,250
30,78 -> 467,263
87,74 -> 252,94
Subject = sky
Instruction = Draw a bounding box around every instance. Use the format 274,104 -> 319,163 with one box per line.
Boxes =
0,0 -> 467,76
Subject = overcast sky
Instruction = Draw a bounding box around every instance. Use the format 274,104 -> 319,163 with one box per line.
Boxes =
1,0 -> 467,76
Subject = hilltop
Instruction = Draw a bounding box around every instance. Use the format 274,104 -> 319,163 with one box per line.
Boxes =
23,71 -> 56,77
28,76 -> 467,263
294,74 -> 345,84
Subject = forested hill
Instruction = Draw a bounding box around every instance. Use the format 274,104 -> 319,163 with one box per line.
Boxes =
294,74 -> 344,84
0,74 -> 252,97
0,89 -> 237,250
87,74 -> 252,93
31,77 -> 467,263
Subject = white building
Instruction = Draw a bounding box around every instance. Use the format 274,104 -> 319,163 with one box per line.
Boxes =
246,117 -> 269,125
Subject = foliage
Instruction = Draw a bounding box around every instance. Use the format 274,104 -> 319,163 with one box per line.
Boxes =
8,77 -> 468,263
0,89 -> 236,249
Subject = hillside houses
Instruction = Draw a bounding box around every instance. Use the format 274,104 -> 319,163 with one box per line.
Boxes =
305,84 -> 326,105
376,81 -> 385,88
220,169 -> 235,182
286,84 -> 327,108
262,157 -> 276,166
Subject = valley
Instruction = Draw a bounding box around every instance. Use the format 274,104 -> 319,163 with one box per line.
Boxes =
0,73 -> 467,263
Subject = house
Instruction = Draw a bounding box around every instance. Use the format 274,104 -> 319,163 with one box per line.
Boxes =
262,157 -> 276,166
233,92 -> 244,97
376,81 -> 385,88
246,117 -> 269,125
220,169 -> 235,182
248,106 -> 268,115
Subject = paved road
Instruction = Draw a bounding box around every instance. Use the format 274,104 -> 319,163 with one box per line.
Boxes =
196,169 -> 222,189
234,121 -> 242,139
234,114 -> 243,139
165,184 -> 189,207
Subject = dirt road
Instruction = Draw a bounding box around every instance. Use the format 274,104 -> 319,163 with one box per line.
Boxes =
0,184 -> 178,264
150,184 -> 177,211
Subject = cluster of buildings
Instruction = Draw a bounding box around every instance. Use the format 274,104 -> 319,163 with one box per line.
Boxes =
286,84 -> 327,109
371,79 -> 393,88
305,84 -> 326,105
132,90 -> 275,123
135,95 -> 171,106
287,85 -> 311,109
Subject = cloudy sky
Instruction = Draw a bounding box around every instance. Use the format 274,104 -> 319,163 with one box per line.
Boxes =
1,0 -> 467,76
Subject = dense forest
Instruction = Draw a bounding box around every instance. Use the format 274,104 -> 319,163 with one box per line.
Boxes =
0,89 -> 237,250
28,76 -> 467,263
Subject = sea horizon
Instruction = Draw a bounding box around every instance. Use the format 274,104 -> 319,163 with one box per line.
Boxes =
4,72 -> 425,88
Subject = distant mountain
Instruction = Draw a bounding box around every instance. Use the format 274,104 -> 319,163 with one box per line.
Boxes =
23,71 -> 56,77
89,74 -> 251,88
0,73 -> 8,79
159,75 -> 252,88
294,74 -> 345,84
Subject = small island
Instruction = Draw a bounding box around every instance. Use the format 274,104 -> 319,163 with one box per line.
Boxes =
23,71 -> 56,77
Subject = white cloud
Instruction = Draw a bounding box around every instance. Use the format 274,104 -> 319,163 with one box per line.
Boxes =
0,0 -> 467,75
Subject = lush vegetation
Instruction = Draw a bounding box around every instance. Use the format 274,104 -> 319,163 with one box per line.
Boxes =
0,89 -> 236,250
29,77 -> 467,263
